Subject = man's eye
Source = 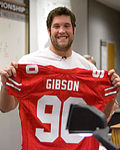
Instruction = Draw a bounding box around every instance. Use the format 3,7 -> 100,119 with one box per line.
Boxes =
65,25 -> 70,28
53,25 -> 59,29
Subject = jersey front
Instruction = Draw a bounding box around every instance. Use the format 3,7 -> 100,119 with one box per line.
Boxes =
6,64 -> 117,150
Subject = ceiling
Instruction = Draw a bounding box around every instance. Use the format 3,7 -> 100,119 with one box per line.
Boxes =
97,0 -> 120,12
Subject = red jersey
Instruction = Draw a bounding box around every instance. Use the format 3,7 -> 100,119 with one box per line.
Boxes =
6,64 -> 117,150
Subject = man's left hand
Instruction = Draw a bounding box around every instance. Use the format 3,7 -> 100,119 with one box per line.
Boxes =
108,69 -> 120,90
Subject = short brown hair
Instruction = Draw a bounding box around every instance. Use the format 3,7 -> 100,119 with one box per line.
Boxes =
46,7 -> 76,32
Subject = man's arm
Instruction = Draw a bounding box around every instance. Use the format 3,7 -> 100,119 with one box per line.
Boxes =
0,62 -> 18,113
104,69 -> 120,122
0,85 -> 18,112
104,99 -> 119,123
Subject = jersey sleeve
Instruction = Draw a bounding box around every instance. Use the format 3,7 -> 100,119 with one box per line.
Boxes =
95,70 -> 117,104
6,67 -> 23,99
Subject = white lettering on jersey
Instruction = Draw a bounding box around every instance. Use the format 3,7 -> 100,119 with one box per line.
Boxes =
92,70 -> 105,78
46,79 -> 79,91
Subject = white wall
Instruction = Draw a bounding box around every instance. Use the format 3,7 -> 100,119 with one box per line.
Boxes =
0,17 -> 26,150
0,18 -> 26,70
0,108 -> 22,150
0,1 -> 27,149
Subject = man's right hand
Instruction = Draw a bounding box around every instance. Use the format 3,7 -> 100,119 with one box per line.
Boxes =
0,61 -> 18,86
0,61 -> 18,112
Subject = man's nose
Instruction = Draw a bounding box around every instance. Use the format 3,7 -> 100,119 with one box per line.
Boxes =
59,27 -> 65,33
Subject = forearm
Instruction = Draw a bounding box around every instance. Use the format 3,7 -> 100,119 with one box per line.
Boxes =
0,85 -> 18,112
104,99 -> 119,123
104,101 -> 114,118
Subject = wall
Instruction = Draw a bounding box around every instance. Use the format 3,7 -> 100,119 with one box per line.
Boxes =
0,18 -> 25,150
88,0 -> 120,73
0,0 -> 28,149
0,18 -> 26,70
88,0 -> 120,104
70,0 -> 88,54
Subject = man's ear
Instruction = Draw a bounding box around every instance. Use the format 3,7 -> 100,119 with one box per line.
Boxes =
74,27 -> 76,33
47,28 -> 50,36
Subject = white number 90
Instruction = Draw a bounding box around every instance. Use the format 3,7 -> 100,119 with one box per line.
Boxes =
35,95 -> 86,143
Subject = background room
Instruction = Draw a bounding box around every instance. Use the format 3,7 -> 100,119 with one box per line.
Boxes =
0,0 -> 120,149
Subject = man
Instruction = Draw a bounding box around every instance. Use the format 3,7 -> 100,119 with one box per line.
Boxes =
0,7 -> 120,150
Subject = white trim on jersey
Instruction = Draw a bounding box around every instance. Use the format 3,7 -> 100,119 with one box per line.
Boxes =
8,78 -> 22,86
105,91 -> 117,97
104,86 -> 116,91
104,86 -> 117,97
6,82 -> 21,91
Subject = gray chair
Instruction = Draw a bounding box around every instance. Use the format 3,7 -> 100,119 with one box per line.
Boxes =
67,103 -> 120,150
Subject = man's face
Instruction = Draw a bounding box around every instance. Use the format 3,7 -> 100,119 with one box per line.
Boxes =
49,15 -> 75,52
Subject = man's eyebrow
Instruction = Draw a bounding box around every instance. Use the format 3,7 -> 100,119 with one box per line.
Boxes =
65,23 -> 71,25
53,23 -> 71,25
53,23 -> 59,25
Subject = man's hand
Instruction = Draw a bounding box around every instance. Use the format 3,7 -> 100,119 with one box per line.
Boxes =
0,61 -> 18,86
0,61 -> 18,112
108,69 -> 120,90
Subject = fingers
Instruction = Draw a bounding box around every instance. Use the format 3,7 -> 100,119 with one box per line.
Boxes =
1,66 -> 16,77
10,61 -> 18,69
108,69 -> 120,89
108,69 -> 115,76
0,61 -> 18,85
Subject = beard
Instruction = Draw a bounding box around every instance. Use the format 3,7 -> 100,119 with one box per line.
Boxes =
50,34 -> 73,52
